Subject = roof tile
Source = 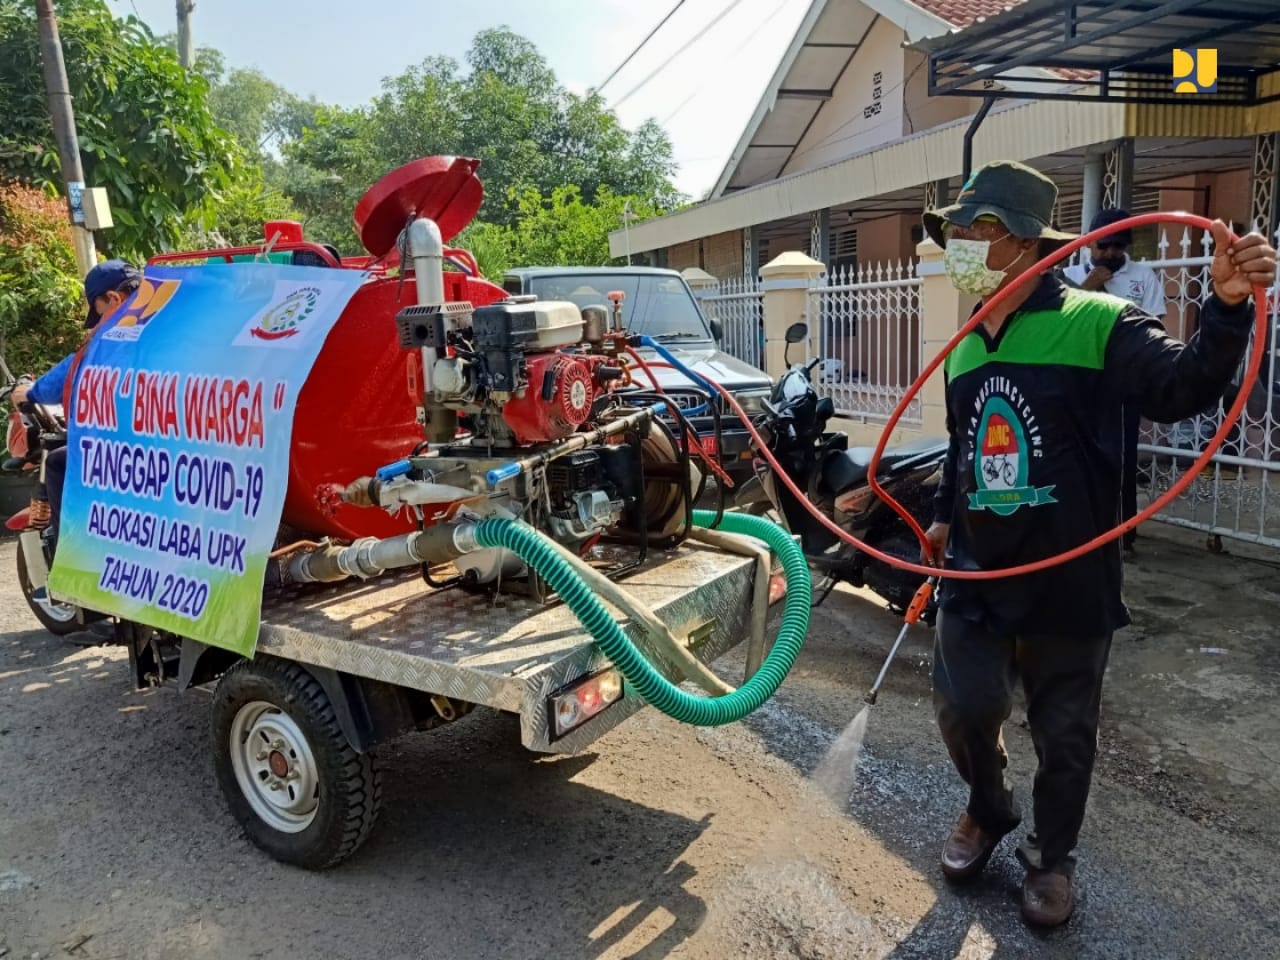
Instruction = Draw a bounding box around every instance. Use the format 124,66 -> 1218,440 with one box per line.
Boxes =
915,0 -> 1024,28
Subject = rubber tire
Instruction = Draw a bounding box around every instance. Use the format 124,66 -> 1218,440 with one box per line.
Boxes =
211,657 -> 383,869
15,537 -> 82,636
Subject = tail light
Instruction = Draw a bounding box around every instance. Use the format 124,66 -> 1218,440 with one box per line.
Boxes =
548,669 -> 624,739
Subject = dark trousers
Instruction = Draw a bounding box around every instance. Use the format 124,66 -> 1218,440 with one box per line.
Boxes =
1122,404 -> 1140,548
44,445 -> 67,544
932,611 -> 1112,873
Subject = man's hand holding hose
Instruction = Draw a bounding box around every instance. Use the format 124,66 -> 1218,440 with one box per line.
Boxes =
1209,219 -> 1277,306
921,522 -> 948,567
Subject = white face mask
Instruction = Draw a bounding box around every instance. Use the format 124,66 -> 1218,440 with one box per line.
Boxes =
943,237 -> 1014,296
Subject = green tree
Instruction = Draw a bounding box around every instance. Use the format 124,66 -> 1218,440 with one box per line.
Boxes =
508,185 -> 660,268
0,0 -> 237,258
283,26 -> 683,255
176,179 -> 300,249
453,186 -> 661,279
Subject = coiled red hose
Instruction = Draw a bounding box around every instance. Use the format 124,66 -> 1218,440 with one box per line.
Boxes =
711,212 -> 1270,580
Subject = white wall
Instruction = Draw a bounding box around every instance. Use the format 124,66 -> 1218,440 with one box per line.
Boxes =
781,18 -> 906,177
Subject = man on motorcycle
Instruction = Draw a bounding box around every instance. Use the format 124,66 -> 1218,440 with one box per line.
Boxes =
10,259 -> 141,557
920,161 -> 1276,928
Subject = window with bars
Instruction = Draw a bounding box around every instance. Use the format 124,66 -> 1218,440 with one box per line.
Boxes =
831,226 -> 857,272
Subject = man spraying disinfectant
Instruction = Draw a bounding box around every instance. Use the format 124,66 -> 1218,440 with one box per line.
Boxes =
918,161 -> 1276,928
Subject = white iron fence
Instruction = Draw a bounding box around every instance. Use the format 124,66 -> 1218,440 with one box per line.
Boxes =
807,260 -> 923,425
1121,228 -> 1280,548
694,277 -> 764,370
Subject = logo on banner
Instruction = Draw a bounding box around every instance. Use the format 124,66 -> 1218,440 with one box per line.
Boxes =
234,284 -> 325,346
101,279 -> 183,342
966,379 -> 1055,516
1173,48 -> 1217,94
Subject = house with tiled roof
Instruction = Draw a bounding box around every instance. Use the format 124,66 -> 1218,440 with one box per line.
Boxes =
611,0 -> 1271,276
609,0 -> 1280,551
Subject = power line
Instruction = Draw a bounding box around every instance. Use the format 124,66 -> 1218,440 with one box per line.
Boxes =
660,0 -> 791,125
594,0 -> 686,95
612,0 -> 750,110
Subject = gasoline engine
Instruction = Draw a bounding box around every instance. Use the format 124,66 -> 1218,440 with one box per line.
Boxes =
284,217 -> 702,594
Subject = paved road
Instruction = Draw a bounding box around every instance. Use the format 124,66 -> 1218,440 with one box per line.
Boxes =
1,528 -> 1276,959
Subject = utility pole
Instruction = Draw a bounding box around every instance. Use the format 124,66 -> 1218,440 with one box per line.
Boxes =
35,0 -> 96,278
176,0 -> 195,69
622,200 -> 634,266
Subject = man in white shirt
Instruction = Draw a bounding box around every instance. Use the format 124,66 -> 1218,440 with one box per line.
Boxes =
1063,208 -> 1167,554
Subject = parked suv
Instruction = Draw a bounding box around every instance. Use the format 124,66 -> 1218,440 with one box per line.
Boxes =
502,266 -> 773,490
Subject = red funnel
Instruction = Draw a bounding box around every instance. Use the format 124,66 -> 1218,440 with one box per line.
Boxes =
354,156 -> 484,258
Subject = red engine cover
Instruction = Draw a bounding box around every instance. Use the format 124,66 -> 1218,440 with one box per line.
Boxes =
502,354 -> 597,445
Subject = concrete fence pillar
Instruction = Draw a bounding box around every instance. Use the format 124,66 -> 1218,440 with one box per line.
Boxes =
916,238 -> 975,437
682,266 -> 719,293
760,252 -> 826,379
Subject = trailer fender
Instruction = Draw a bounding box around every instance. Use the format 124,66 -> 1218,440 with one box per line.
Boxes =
178,636 -> 241,690
301,665 -> 418,754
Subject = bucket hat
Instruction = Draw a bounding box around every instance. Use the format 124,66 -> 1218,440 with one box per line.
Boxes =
923,160 -> 1077,250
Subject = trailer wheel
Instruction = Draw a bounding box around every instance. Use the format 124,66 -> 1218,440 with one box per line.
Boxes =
211,658 -> 382,869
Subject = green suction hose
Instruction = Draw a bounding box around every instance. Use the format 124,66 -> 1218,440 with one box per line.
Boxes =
473,510 -> 810,726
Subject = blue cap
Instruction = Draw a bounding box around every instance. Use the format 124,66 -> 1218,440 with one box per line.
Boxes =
1088,208 -> 1133,247
84,259 -> 141,327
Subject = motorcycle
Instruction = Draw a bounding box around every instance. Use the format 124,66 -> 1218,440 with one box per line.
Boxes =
737,322 -> 948,618
1,367 -> 89,636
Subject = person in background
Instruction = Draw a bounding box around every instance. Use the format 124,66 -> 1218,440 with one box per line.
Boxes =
921,161 -> 1275,928
10,260 -> 142,562
1063,208 -> 1167,556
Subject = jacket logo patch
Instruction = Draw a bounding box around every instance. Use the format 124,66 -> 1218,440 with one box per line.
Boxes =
966,382 -> 1056,516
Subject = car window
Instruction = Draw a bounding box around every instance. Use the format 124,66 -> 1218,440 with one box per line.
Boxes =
526,274 -> 711,340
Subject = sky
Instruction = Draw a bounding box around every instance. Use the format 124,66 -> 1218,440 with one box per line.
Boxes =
107,0 -> 813,200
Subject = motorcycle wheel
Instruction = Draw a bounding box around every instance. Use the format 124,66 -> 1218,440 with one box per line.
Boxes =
15,537 -> 83,636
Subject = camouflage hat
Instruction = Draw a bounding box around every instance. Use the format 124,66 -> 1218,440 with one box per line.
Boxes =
923,160 -> 1077,250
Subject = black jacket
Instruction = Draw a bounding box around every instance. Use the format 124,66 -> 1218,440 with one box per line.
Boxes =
933,274 -> 1253,637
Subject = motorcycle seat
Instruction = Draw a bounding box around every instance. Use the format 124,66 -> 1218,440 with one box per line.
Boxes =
822,436 -> 949,494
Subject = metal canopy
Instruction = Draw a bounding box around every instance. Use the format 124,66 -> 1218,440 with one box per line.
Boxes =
911,0 -> 1280,106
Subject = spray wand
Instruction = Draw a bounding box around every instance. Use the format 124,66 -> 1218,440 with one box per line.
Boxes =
864,576 -> 936,705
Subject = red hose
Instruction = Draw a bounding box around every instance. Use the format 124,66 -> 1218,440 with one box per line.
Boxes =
624,347 -> 736,488
710,212 -> 1269,581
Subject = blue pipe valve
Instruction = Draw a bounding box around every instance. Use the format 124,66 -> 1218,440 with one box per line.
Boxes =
375,459 -> 413,483
485,461 -> 522,488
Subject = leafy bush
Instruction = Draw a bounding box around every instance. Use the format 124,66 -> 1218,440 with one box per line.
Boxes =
0,182 -> 84,379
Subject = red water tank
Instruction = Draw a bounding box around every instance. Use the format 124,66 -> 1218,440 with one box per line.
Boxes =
281,157 -> 506,541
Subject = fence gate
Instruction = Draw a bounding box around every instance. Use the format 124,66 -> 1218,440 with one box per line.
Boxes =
694,277 -> 764,370
1135,228 -> 1280,548
807,260 -> 923,425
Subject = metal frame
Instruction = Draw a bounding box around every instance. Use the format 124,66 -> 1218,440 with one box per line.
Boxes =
913,0 -> 1280,106
252,545 -> 760,755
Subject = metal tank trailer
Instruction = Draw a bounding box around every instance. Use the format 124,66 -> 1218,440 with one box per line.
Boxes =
118,157 -> 808,870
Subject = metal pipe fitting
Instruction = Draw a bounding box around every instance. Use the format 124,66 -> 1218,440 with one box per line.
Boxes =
287,522 -> 480,584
